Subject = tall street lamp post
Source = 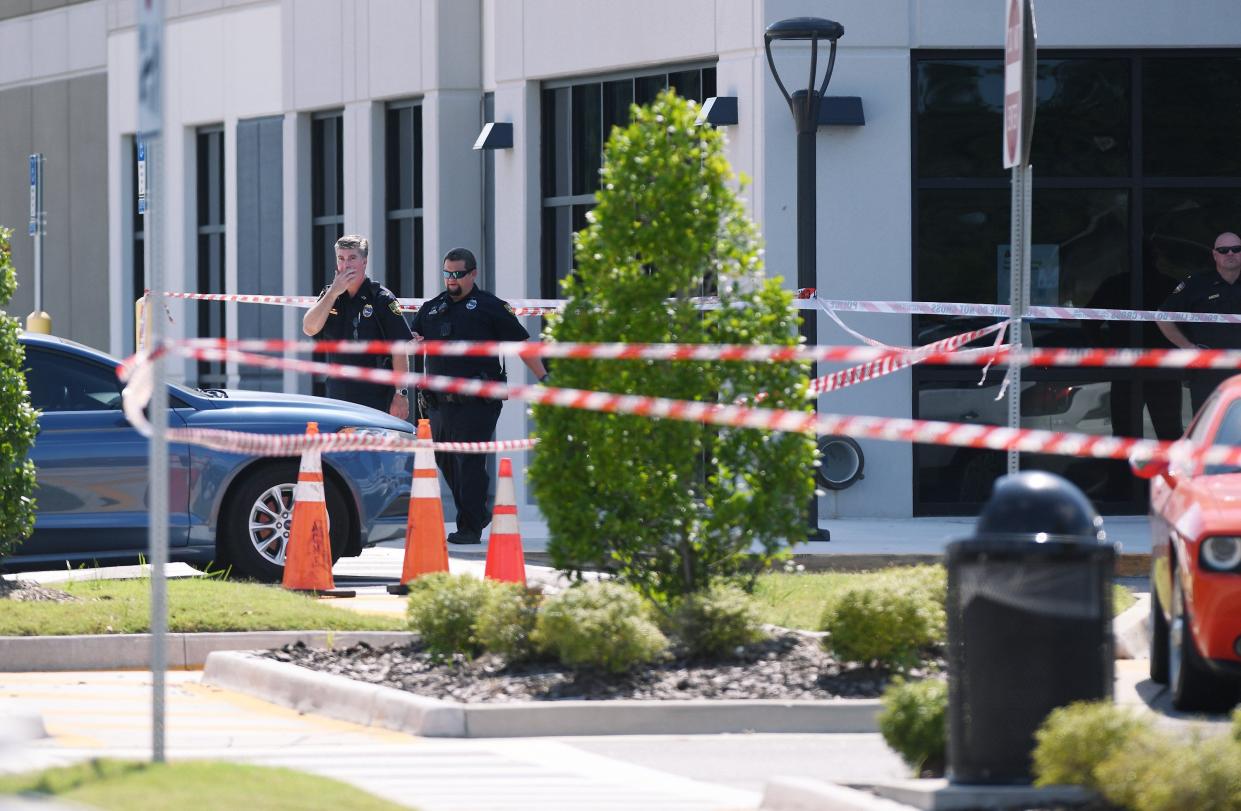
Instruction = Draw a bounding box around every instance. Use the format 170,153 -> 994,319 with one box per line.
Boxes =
765,17 -> 844,543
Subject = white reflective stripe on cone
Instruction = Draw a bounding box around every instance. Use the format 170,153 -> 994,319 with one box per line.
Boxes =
293,481 -> 325,502
299,452 -> 322,475
411,477 -> 440,498
492,513 -> 519,535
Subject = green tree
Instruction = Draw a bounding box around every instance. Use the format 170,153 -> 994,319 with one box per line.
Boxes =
0,227 -> 38,557
529,91 -> 816,605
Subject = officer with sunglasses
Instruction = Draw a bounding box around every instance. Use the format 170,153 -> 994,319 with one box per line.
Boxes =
410,248 -> 548,545
1158,231 -> 1241,414
303,234 -> 414,418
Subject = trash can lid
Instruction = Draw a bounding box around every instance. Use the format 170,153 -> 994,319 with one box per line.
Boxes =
971,470 -> 1107,545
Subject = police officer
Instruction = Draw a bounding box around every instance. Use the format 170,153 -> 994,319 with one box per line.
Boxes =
302,234 -> 414,419
411,248 -> 548,544
1158,231 -> 1241,415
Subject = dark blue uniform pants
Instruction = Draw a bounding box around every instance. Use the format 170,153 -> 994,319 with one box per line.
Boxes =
428,398 -> 503,535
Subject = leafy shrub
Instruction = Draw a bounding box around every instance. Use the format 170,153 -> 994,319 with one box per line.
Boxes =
528,90 -> 815,607
666,583 -> 767,658
1032,700 -> 1150,791
820,580 -> 943,667
405,572 -> 490,656
1094,730 -> 1241,811
533,581 -> 668,673
474,583 -> 541,661
0,227 -> 38,559
878,678 -> 947,776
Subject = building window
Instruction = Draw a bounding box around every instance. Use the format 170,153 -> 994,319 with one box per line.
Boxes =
540,64 -> 716,297
384,100 -> 422,299
196,125 -> 226,388
129,137 -> 145,354
311,110 -> 345,396
911,50 -> 1241,515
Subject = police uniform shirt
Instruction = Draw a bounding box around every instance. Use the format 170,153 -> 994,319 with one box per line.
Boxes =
314,278 -> 414,403
1160,271 -> 1241,349
410,289 -> 529,381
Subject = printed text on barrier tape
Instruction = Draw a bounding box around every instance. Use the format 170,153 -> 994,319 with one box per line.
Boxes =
153,337 -> 1241,371
155,290 -> 1241,325
121,345 -> 1241,468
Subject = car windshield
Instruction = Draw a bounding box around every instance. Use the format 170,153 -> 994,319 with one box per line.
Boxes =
1204,400 -> 1241,476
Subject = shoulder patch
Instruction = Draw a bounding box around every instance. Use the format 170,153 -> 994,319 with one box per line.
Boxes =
1173,282 -> 1185,294
504,303 -> 515,315
388,300 -> 402,316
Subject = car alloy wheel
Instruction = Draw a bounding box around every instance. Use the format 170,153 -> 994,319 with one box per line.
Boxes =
248,483 -> 298,567
221,463 -> 351,582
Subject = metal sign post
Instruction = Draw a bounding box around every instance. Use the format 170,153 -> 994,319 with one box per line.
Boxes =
26,154 -> 51,334
1003,0 -> 1036,476
137,0 -> 167,765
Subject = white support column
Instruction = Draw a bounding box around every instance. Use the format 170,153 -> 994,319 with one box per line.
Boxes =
420,88 -> 483,293
282,110 -> 310,395
490,79 -> 540,511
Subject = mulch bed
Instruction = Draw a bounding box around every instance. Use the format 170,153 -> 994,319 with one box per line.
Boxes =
264,633 -> 944,703
0,578 -> 79,603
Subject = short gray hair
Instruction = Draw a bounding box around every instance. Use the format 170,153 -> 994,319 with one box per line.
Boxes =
335,234 -> 370,258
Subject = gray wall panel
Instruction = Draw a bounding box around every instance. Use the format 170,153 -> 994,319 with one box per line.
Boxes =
30,81 -> 69,332
67,73 -> 108,349
0,86 -> 33,318
0,75 -> 107,349
236,115 -> 283,390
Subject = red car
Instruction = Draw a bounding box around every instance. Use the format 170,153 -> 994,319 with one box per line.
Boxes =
1134,377 -> 1241,713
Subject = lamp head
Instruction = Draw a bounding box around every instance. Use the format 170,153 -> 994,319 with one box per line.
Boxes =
764,17 -> 844,44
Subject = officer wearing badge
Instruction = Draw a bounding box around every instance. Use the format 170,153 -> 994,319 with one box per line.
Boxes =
411,247 -> 548,545
1158,231 -> 1241,414
303,234 -> 414,418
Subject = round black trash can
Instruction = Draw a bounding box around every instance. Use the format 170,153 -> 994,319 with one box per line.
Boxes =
946,471 -> 1116,785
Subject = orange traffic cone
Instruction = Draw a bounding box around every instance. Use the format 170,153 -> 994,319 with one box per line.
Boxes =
282,422 -> 354,598
484,458 -> 526,585
388,418 -> 450,595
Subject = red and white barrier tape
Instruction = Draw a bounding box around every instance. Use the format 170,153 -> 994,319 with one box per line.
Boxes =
155,289 -> 1241,325
169,429 -> 537,456
144,337 -> 1241,372
119,343 -> 1241,467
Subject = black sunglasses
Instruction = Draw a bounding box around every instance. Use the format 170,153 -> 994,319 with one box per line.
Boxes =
442,268 -> 474,279
1215,246 -> 1241,254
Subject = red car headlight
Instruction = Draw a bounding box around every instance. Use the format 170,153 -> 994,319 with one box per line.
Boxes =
1200,536 -> 1241,572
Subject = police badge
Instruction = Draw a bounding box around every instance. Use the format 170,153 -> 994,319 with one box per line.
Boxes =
466,299 -> 478,310
362,304 -> 374,317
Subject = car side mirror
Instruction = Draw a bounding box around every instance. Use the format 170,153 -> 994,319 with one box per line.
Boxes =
1131,454 -> 1174,486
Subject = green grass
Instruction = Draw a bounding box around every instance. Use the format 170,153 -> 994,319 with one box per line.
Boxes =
0,759 -> 415,811
753,567 -> 1136,631
0,577 -> 405,636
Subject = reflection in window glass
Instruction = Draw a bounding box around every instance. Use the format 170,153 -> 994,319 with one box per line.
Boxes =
1144,189 -> 1241,285
916,377 -> 1141,509
24,350 -> 122,413
915,57 -> 1129,178
917,188 -> 1129,347
1144,57 -> 1241,177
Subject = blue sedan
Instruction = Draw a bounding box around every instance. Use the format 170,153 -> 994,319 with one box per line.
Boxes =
3,332 -> 413,582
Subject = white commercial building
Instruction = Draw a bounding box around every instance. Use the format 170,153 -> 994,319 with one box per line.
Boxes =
3,0 -> 1240,519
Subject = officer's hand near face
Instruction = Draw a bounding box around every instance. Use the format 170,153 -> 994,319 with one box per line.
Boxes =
329,266 -> 360,297
411,331 -> 423,342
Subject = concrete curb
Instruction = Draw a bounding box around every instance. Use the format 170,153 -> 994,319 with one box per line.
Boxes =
0,631 -> 416,672
0,710 -> 47,745
762,777 -> 917,810
864,778 -> 1097,810
1114,593 -> 1151,660
201,650 -> 882,738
